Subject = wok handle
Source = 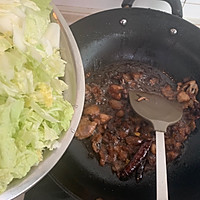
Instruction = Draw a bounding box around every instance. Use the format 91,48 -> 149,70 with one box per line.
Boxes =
121,0 -> 183,18
156,131 -> 169,200
121,0 -> 135,8
160,0 -> 183,18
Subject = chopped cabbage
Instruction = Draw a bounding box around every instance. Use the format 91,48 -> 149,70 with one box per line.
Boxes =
0,0 -> 74,193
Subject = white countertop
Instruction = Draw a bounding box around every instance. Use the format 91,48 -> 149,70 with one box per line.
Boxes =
53,0 -> 200,27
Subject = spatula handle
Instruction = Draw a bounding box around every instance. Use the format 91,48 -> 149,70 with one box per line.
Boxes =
156,131 -> 168,200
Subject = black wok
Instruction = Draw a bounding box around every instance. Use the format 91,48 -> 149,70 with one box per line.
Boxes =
50,0 -> 200,199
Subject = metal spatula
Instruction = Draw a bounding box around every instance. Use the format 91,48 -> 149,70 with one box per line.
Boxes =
129,90 -> 183,200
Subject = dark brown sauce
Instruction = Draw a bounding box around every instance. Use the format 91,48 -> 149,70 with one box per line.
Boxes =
86,61 -> 175,95
76,61 -> 200,181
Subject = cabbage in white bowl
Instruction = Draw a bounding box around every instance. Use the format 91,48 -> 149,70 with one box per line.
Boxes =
0,0 -> 75,194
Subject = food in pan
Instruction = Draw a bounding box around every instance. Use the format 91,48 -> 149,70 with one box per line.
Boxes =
0,0 -> 73,193
75,61 -> 200,181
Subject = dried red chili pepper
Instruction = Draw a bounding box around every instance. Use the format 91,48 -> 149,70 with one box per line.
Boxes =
120,140 -> 152,180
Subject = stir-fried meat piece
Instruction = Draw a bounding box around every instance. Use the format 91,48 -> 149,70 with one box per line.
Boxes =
75,117 -> 97,140
84,105 -> 100,116
161,84 -> 176,100
132,72 -> 143,81
167,151 -> 179,162
174,133 -> 185,143
85,84 -> 92,101
174,142 -> 182,151
106,145 -> 118,163
110,92 -> 121,100
188,120 -> 196,131
150,143 -> 156,155
92,133 -> 103,153
177,80 -> 199,108
91,84 -> 103,104
112,160 -> 126,172
147,154 -> 156,167
177,91 -> 190,103
85,72 -> 91,78
116,110 -> 125,117
96,125 -> 105,134
193,101 -> 200,118
99,144 -> 108,166
186,80 -> 198,96
109,99 -> 123,110
128,81 -> 136,88
178,80 -> 198,96
165,138 -> 177,151
75,61 -> 200,182
109,84 -> 123,93
99,113 -> 112,124
122,88 -> 129,99
122,73 -> 132,83
118,130 -> 128,138
149,77 -> 159,86
113,145 -> 128,161
108,85 -> 124,100
125,136 -> 143,146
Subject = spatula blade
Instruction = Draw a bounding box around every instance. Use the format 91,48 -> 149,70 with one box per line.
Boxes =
129,90 -> 183,131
